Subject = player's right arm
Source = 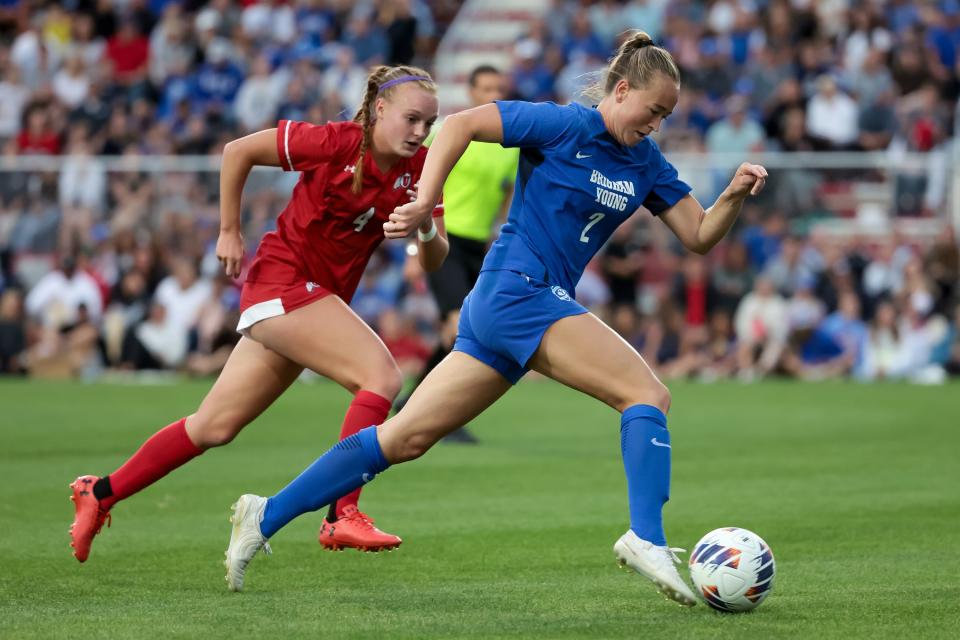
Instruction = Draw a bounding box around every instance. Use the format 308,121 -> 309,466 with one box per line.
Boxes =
217,128 -> 281,278
385,104 -> 504,239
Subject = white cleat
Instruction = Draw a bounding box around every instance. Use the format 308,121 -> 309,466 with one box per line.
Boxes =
224,494 -> 272,592
614,530 -> 697,607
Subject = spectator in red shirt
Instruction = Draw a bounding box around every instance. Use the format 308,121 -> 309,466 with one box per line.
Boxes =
105,19 -> 149,87
378,308 -> 432,376
671,254 -> 718,330
15,103 -> 61,155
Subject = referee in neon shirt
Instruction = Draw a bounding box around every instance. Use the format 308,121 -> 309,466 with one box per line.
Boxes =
400,65 -> 519,443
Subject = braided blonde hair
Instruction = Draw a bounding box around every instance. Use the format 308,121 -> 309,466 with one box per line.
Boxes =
351,65 -> 436,193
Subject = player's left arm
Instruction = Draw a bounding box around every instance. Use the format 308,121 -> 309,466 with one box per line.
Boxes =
659,162 -> 767,255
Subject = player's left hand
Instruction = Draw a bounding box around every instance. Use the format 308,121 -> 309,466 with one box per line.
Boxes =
726,163 -> 768,200
385,197 -> 433,239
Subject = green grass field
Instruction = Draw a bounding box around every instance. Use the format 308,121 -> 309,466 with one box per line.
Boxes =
1,378 -> 958,639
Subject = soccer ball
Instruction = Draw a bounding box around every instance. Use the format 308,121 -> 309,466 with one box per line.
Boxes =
688,527 -> 775,612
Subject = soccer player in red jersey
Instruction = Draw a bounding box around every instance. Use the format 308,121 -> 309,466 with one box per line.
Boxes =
68,65 -> 447,562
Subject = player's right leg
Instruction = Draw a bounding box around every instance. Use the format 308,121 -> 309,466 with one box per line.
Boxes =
225,352 -> 510,591
69,337 -> 302,562
528,313 -> 696,606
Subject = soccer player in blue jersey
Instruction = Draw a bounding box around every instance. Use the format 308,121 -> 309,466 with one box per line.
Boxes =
224,31 -> 767,604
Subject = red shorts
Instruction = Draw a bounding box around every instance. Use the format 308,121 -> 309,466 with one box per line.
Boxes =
237,255 -> 334,335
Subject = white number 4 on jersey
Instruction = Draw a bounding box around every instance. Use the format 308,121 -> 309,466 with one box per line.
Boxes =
353,207 -> 375,232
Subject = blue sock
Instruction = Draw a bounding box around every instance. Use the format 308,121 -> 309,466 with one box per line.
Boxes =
259,426 -> 389,538
620,404 -> 671,546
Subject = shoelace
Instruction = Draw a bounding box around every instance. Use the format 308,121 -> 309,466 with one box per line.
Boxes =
345,510 -> 377,530
94,510 -> 112,535
665,547 -> 686,564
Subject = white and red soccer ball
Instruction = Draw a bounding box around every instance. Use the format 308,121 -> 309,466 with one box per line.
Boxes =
688,527 -> 776,612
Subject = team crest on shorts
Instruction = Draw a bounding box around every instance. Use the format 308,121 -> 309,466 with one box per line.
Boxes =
551,285 -> 572,301
306,281 -> 319,293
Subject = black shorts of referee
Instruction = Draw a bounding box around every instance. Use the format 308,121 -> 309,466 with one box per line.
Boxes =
426,232 -> 487,319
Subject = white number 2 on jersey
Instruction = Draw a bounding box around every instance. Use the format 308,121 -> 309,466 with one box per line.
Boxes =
580,212 -> 605,243
353,207 -> 375,232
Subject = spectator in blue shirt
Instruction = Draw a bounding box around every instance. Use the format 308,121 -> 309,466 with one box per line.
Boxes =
193,39 -> 244,118
343,12 -> 388,66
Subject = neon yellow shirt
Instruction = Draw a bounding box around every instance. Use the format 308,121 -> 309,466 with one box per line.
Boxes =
426,126 -> 519,241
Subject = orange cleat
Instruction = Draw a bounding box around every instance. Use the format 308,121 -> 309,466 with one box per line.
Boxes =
318,505 -> 401,552
69,475 -> 111,563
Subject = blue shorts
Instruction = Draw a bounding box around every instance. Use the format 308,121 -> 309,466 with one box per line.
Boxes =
453,269 -> 589,384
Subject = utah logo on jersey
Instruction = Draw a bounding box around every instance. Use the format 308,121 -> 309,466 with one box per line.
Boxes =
393,172 -> 412,190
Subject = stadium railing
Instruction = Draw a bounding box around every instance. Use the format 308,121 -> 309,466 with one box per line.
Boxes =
1,149 -> 954,289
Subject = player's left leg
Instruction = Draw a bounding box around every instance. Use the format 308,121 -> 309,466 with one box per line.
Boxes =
527,312 -> 696,606
248,295 -> 405,552
225,352 -> 511,591
434,310 -> 481,444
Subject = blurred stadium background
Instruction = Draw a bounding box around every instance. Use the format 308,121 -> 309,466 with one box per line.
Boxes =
0,0 -> 959,383
3,3 -> 960,637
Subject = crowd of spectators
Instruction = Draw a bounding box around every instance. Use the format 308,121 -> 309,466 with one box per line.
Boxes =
2,199 -> 957,383
513,0 -> 960,213
0,0 -> 453,377
590,209 -> 959,383
0,0 -> 450,172
0,0 -> 958,384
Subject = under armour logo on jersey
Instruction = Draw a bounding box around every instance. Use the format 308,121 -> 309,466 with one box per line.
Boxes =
344,164 -> 356,174
306,281 -> 319,292
551,286 -> 572,301
393,172 -> 412,190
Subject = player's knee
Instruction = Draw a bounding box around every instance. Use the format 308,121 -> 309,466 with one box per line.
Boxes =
652,383 -> 672,414
186,412 -> 242,448
615,380 -> 671,415
352,360 -> 403,399
375,361 -> 404,399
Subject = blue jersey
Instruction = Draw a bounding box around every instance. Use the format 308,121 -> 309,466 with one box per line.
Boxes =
483,101 -> 692,294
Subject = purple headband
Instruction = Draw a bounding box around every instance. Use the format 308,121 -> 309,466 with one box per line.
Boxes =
378,75 -> 431,93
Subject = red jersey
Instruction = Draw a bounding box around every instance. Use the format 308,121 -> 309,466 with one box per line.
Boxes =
246,120 -> 442,303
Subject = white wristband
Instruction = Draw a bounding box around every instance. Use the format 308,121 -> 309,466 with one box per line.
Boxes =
417,217 -> 438,242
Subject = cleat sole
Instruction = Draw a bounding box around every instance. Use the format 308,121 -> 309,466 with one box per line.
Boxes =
614,552 -> 695,608
320,543 -> 402,553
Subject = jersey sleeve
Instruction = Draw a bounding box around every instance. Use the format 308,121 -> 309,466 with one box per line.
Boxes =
495,101 -> 577,148
275,120 -> 345,172
642,141 -> 693,215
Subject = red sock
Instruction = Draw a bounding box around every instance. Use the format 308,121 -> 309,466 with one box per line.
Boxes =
334,390 -> 392,516
101,418 -> 203,510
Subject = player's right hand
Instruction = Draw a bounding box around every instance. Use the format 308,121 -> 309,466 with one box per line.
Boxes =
384,199 -> 433,239
216,229 -> 245,278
